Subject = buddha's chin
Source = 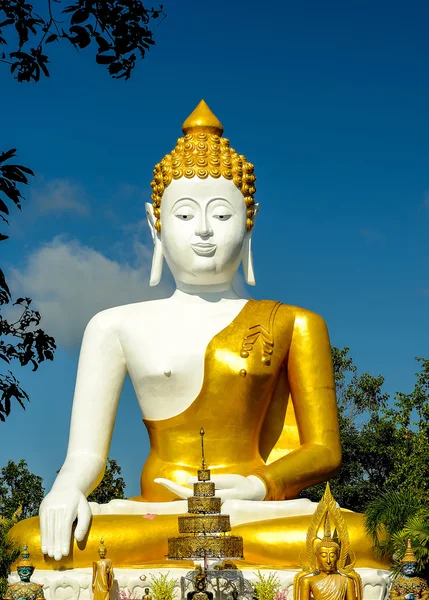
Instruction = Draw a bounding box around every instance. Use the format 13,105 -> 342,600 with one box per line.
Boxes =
178,258 -> 238,282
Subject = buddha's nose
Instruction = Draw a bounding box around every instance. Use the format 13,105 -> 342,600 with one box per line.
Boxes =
195,212 -> 213,237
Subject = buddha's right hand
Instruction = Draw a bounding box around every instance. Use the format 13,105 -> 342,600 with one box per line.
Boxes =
39,487 -> 92,560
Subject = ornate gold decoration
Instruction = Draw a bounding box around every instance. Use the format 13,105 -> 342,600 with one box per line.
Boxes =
240,302 -> 282,365
16,545 -> 34,569
168,535 -> 243,561
193,482 -> 215,496
150,100 -> 256,233
188,496 -> 222,513
178,515 -> 231,534
168,428 -> 244,561
294,483 -> 362,600
198,469 -> 211,482
401,539 -> 417,563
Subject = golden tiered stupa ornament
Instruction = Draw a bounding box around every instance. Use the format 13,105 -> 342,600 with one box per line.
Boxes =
294,484 -> 363,600
168,428 -> 243,564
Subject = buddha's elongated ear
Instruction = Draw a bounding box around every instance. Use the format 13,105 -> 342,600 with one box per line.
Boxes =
146,202 -> 164,287
242,203 -> 259,286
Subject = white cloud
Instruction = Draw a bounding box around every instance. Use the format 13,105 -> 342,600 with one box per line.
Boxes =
10,238 -> 173,348
33,178 -> 89,215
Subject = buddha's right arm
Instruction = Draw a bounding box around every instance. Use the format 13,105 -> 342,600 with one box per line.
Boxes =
39,310 -> 126,558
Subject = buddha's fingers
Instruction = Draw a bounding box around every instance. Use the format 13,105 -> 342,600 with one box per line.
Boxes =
54,509 -> 65,561
210,474 -> 244,489
154,477 -> 193,499
62,509 -> 75,556
75,497 -> 92,542
47,508 -> 56,558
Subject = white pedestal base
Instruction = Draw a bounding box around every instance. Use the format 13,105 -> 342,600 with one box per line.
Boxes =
8,567 -> 392,600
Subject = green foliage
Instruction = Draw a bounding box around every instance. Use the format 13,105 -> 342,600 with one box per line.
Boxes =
365,490 -> 422,557
301,350 -> 429,513
87,458 -> 126,504
365,490 -> 429,576
392,510 -> 429,576
253,571 -> 281,600
149,572 -> 178,600
0,459 -> 44,520
0,510 -> 21,597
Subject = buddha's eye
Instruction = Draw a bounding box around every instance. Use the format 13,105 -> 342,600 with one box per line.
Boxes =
212,212 -> 232,221
174,207 -> 195,220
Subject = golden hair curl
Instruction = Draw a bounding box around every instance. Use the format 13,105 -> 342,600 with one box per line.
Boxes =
150,101 -> 256,233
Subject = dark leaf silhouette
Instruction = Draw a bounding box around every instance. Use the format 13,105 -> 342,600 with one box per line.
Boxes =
0,0 -> 166,420
0,0 -> 166,82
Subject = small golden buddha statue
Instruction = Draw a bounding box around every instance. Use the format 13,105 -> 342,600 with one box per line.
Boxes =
92,538 -> 114,600
187,568 -> 213,600
142,587 -> 153,600
4,546 -> 45,600
389,540 -> 429,600
294,484 -> 362,600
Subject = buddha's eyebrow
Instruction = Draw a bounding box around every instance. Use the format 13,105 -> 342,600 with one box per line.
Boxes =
207,197 -> 235,209
170,197 -> 197,212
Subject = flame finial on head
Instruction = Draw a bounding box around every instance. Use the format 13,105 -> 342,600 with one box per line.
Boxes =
182,100 -> 224,137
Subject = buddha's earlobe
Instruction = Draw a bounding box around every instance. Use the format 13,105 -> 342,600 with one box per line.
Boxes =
242,235 -> 256,286
146,202 -> 164,287
242,203 -> 259,286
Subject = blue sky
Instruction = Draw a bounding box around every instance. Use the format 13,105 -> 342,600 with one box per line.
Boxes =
1,0 -> 428,497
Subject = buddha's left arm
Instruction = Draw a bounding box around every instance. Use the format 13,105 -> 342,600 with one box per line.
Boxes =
346,578 -> 358,600
254,309 -> 341,500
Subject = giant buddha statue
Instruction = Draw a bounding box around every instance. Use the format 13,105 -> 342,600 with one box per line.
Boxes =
10,100 -> 388,572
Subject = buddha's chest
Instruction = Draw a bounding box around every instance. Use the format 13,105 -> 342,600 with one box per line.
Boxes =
120,302 -> 251,419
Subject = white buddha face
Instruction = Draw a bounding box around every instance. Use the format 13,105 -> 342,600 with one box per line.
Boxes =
158,176 -> 248,286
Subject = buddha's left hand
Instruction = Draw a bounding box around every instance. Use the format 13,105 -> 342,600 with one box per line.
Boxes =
154,474 -> 266,501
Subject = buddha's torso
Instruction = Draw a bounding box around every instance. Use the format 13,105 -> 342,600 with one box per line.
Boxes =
309,574 -> 348,600
110,296 -> 298,501
117,296 -> 249,420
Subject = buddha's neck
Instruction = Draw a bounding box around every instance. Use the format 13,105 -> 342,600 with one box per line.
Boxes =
172,281 -> 243,304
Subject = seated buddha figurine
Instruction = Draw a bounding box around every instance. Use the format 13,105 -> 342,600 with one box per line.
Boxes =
10,100 -> 388,571
187,568 -> 214,600
294,485 -> 362,600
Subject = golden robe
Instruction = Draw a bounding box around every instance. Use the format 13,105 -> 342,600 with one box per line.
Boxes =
10,300 -> 389,569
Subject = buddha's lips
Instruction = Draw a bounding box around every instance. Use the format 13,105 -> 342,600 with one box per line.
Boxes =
191,243 -> 217,257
